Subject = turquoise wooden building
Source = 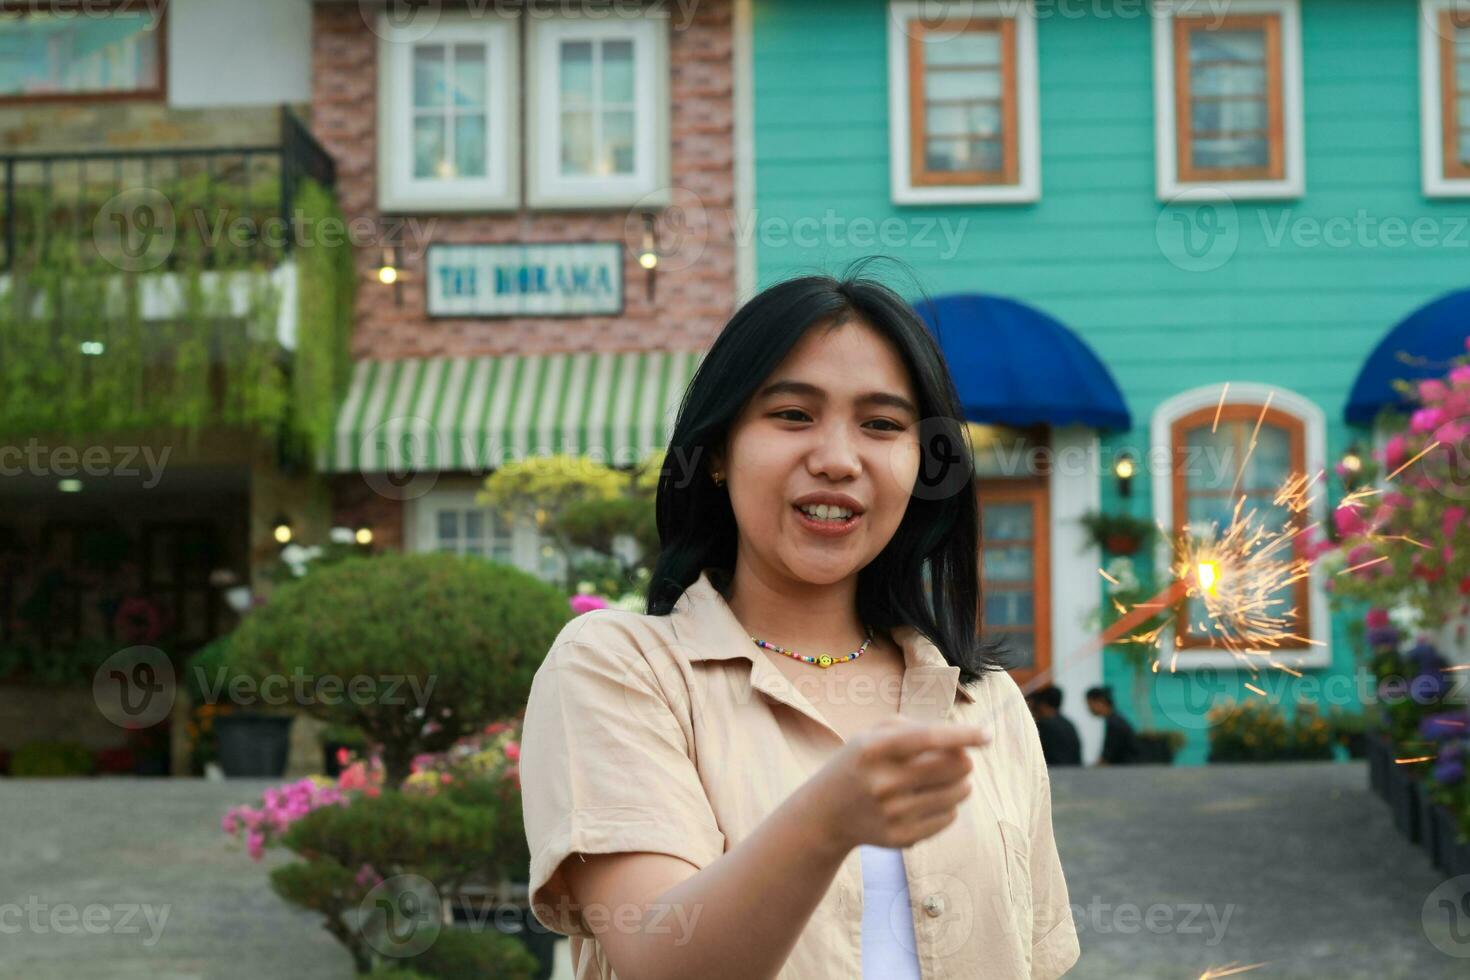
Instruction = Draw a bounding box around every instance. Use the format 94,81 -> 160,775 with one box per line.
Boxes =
733,0 -> 1470,763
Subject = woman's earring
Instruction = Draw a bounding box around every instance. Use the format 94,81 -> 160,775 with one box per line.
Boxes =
712,470 -> 725,487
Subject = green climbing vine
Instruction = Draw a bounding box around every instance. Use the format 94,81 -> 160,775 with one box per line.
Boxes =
0,174 -> 354,455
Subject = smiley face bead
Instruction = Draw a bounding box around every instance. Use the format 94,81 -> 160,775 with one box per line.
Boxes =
817,655 -> 834,668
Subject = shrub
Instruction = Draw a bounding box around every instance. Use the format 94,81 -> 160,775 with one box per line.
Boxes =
1207,700 -> 1334,762
225,553 -> 568,788
11,740 -> 95,777
406,927 -> 538,980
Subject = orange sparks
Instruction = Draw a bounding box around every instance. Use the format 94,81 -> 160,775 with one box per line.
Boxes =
1098,567 -> 1121,586
1244,682 -> 1267,697
1211,382 -> 1230,433
1385,439 -> 1441,482
1395,755 -> 1435,765
1199,963 -> 1269,979
1337,555 -> 1388,576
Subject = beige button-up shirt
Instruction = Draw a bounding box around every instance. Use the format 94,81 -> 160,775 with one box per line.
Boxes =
521,568 -> 1080,979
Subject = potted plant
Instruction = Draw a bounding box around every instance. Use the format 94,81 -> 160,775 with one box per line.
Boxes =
1079,511 -> 1158,557
1135,730 -> 1185,764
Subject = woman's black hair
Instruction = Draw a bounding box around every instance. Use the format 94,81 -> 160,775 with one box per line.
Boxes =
645,260 -> 1009,688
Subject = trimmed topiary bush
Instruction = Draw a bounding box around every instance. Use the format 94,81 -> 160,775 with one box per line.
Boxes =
406,926 -> 538,980
226,553 -> 568,788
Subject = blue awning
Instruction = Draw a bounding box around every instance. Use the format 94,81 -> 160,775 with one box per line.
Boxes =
1346,289 -> 1470,425
914,294 -> 1131,430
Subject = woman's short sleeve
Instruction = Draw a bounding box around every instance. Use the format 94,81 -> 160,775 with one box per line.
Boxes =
520,621 -> 727,938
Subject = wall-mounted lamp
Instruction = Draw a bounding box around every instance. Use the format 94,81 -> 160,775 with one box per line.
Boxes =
376,245 -> 404,307
271,513 -> 294,546
636,212 -> 659,302
1339,443 -> 1364,490
354,525 -> 374,546
1113,452 -> 1136,499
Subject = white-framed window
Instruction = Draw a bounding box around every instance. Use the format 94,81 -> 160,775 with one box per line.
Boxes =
0,3 -> 165,103
408,484 -> 565,583
377,10 -> 518,212
526,11 -> 671,208
1420,0 -> 1470,196
886,0 -> 1041,204
1150,383 -> 1330,670
1151,0 -> 1304,201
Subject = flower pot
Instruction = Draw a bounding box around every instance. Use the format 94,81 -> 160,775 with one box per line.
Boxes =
1339,731 -> 1368,760
450,889 -> 558,980
1135,733 -> 1177,764
1386,760 -> 1421,844
1104,533 -> 1141,555
1366,733 -> 1390,800
1416,785 -> 1443,870
1442,816 -> 1470,879
215,714 -> 295,778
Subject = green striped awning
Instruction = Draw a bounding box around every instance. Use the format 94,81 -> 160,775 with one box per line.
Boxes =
320,350 -> 705,473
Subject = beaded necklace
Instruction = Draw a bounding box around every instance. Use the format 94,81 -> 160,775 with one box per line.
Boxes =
749,626 -> 874,669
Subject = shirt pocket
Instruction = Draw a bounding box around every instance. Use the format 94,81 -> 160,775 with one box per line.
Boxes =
996,817 -> 1034,943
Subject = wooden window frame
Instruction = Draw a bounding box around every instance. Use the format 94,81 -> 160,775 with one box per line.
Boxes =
906,16 -> 1019,188
1169,403 -> 1310,651
0,0 -> 167,106
1439,8 -> 1470,180
1172,13 -> 1285,184
978,477 -> 1051,687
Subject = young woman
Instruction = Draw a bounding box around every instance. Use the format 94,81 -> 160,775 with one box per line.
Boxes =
520,271 -> 1079,980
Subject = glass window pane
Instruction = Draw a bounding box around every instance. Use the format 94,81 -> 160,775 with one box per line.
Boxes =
453,44 -> 486,107
1192,135 -> 1269,169
413,115 -> 446,178
1191,63 -> 1267,98
1191,98 -> 1267,135
436,511 -> 459,541
925,103 -> 1002,139
602,39 -> 635,102
1242,424 -> 1290,491
604,109 -> 636,174
923,30 -> 1000,67
925,137 -> 1001,172
413,45 -> 447,108
924,66 -> 1002,101
464,510 -> 484,540
982,503 -> 1033,541
561,109 -> 595,175
0,12 -> 161,96
454,113 -> 487,178
1185,493 -> 1235,529
1456,57 -> 1470,90
1185,423 -> 1236,491
985,591 -> 1034,627
1189,28 -> 1266,65
983,545 -> 1033,581
560,40 -> 593,107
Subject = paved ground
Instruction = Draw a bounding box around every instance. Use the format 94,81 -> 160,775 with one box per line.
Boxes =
0,764 -> 1465,979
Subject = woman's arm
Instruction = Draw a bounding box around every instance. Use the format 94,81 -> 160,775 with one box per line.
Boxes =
560,719 -> 986,980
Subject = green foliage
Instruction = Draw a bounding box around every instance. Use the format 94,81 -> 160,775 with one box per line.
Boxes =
225,553 -> 569,787
1206,699 -> 1334,762
0,638 -> 121,687
1078,511 -> 1158,554
0,176 -> 351,454
405,927 -> 538,980
11,740 -> 95,776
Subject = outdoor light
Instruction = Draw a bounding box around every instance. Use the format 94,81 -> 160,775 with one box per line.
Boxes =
79,340 -> 105,356
376,246 -> 404,307
1114,452 -> 1136,498
354,525 -> 374,546
58,478 -> 82,493
272,514 -> 293,545
1340,444 -> 1364,489
637,212 -> 659,300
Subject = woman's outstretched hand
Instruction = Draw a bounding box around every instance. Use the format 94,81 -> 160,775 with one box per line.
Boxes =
805,717 -> 991,852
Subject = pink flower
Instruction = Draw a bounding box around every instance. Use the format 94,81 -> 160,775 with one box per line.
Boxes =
1384,434 -> 1409,472
247,830 -> 265,862
1412,406 -> 1447,434
354,863 -> 383,889
1419,379 -> 1450,404
1365,608 -> 1391,628
570,594 -> 608,615
1333,505 -> 1366,538
1451,364 -> 1470,385
1384,491 -> 1412,508
1444,506 -> 1467,540
505,741 -> 520,762
1434,419 -> 1470,449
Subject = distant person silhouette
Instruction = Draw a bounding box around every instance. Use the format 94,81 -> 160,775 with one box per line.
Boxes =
1027,685 -> 1082,767
1085,685 -> 1140,766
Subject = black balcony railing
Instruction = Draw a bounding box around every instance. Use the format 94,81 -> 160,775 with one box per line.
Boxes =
0,106 -> 338,273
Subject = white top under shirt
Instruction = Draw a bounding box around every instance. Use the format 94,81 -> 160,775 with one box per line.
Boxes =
859,844 -> 923,979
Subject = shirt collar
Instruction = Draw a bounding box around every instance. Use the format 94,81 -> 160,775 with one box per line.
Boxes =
668,566 -> 978,705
